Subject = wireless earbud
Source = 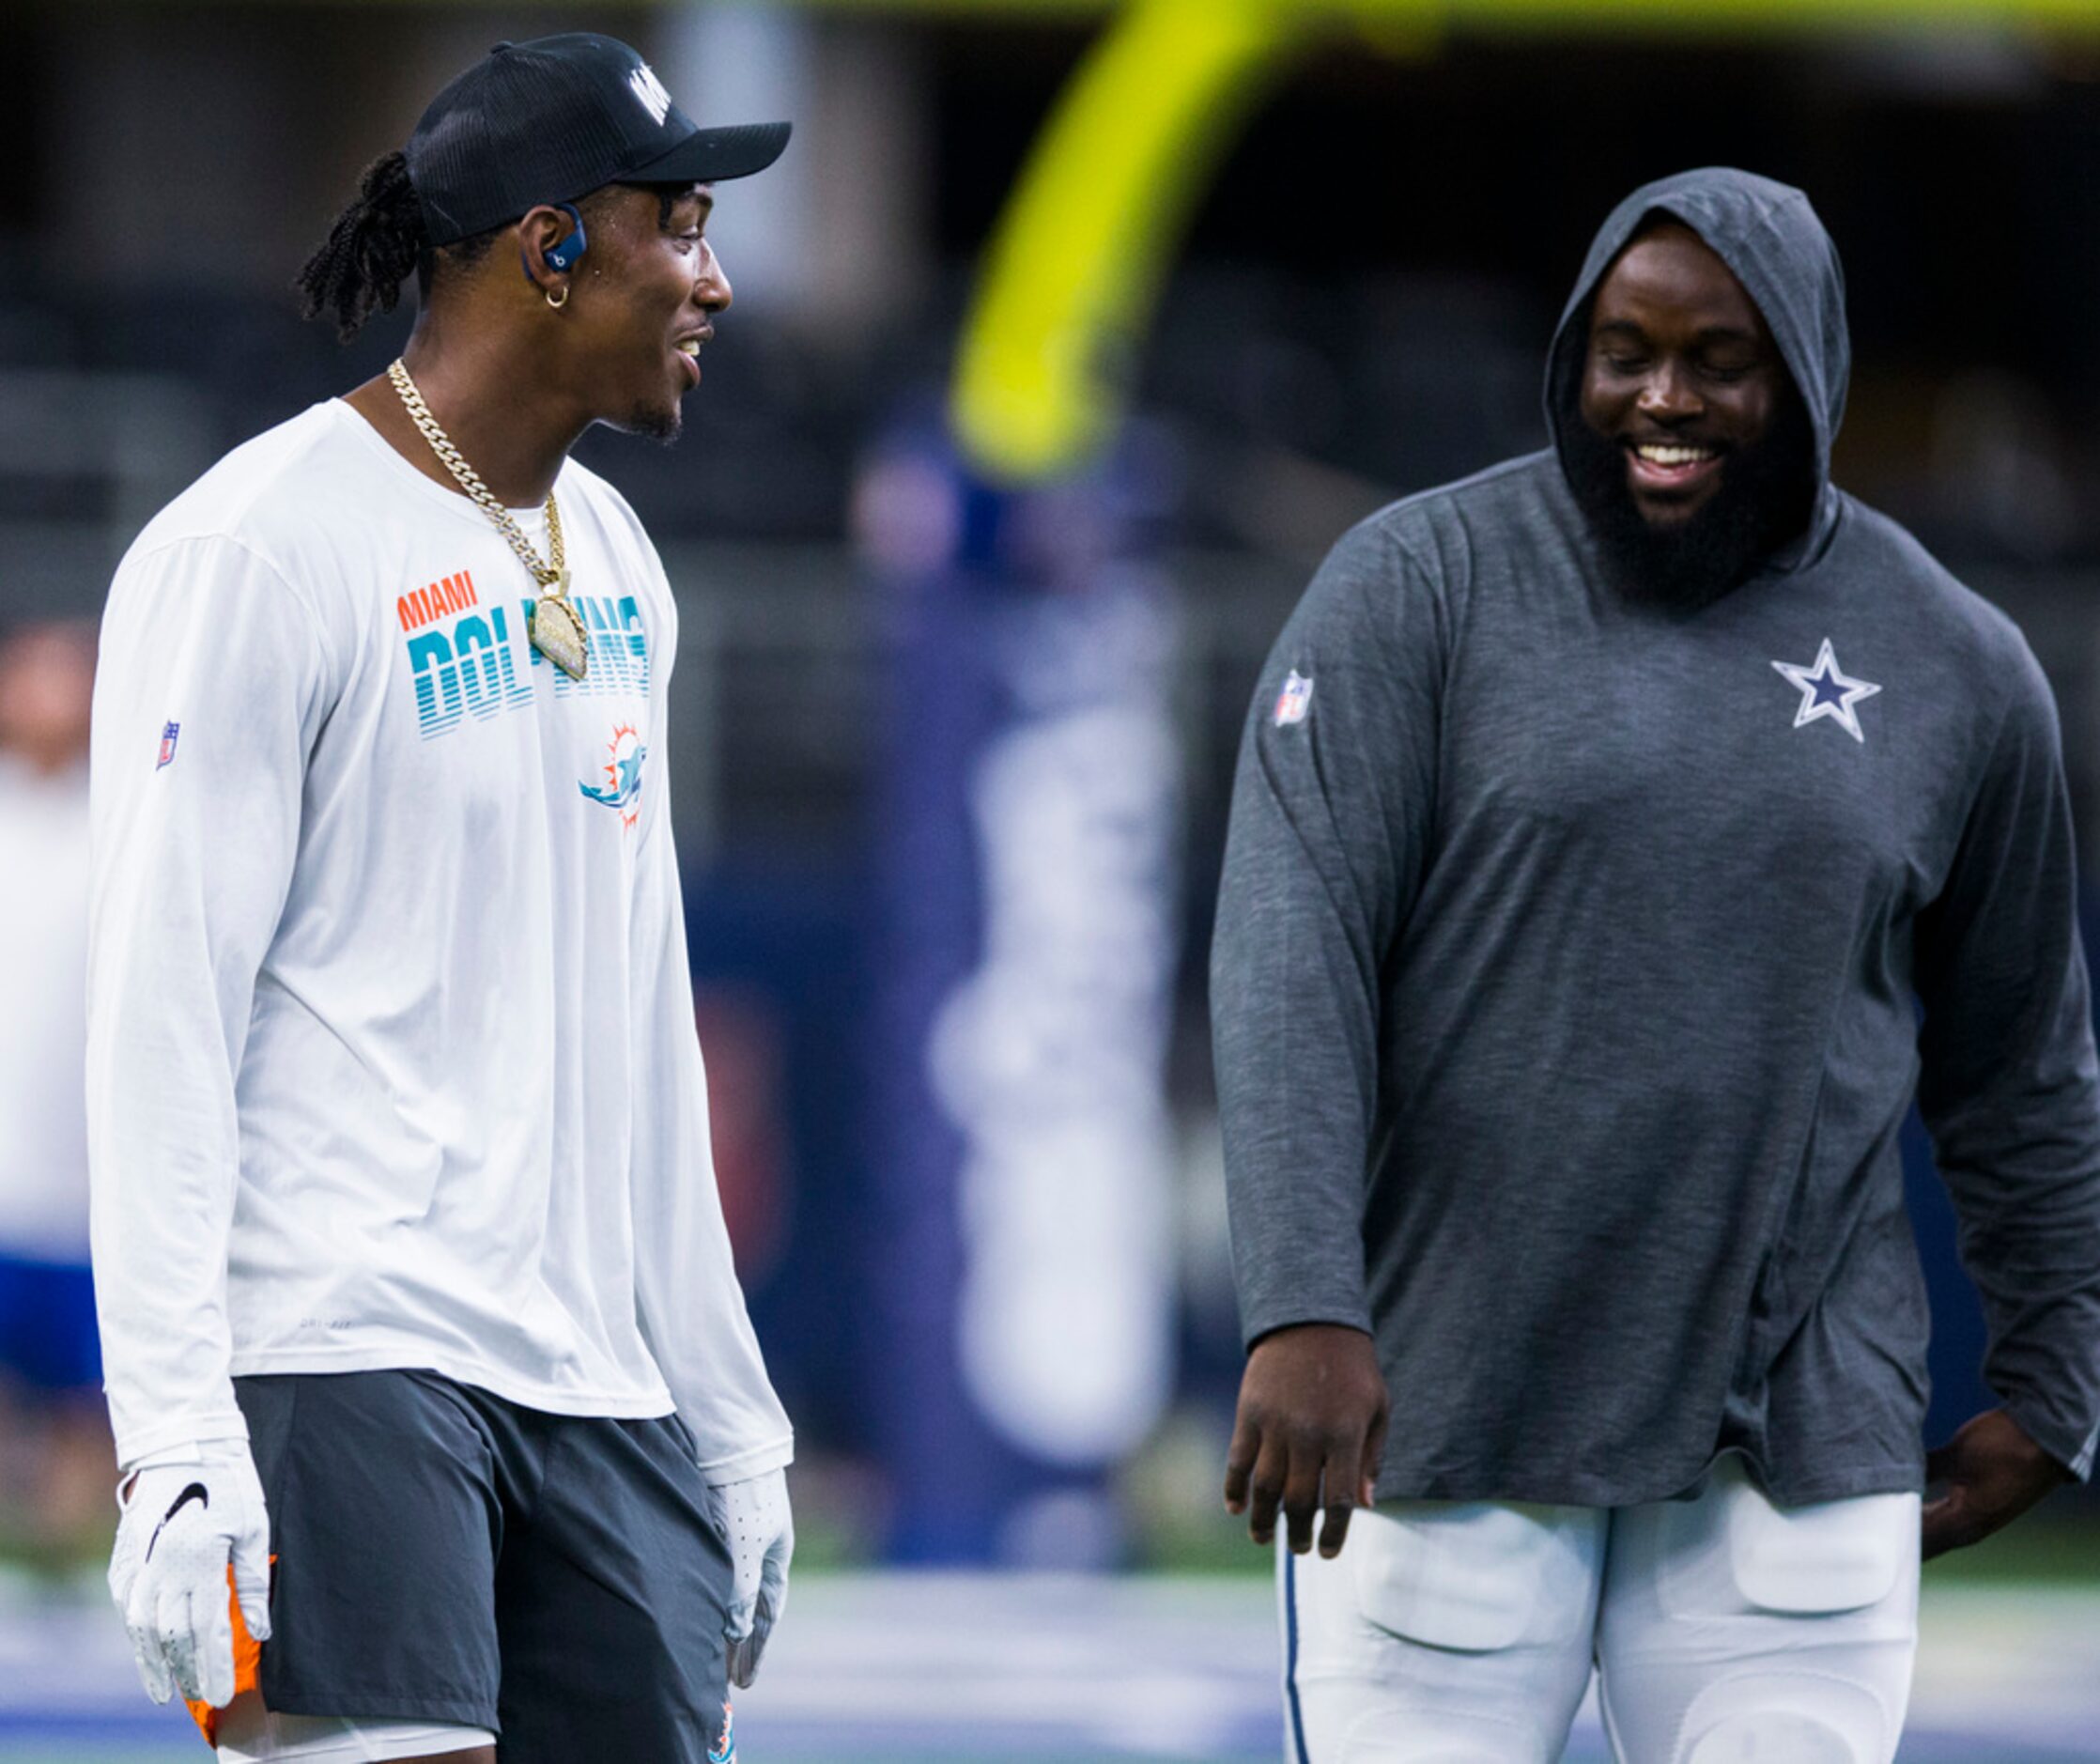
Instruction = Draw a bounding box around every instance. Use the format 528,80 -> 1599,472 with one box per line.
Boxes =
521,204 -> 588,283
544,204 -> 587,272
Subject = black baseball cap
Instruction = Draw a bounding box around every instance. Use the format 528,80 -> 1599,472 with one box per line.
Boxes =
405,33 -> 791,247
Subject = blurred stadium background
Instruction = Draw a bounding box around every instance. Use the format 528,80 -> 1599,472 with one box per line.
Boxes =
2,0 -> 2099,1757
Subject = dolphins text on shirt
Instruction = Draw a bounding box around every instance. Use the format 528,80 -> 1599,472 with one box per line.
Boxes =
400,579 -> 652,739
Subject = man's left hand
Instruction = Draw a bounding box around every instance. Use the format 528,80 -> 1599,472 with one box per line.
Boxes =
1922,1408 -> 2070,1560
706,1467 -> 792,1688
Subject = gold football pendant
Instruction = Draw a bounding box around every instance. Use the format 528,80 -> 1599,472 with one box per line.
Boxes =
532,574 -> 590,681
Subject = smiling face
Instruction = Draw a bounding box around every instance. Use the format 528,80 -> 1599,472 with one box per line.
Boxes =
1578,222 -> 1788,529
553,181 -> 730,441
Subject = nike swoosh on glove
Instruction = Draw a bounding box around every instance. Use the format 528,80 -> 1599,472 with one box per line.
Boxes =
108,1438 -> 271,1709
706,1466 -> 792,1689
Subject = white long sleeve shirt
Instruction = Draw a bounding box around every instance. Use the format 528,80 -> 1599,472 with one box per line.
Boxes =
87,398 -> 793,1478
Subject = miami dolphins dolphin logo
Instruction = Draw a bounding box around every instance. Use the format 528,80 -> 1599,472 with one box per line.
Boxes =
579,722 -> 647,829
707,1700 -> 735,1764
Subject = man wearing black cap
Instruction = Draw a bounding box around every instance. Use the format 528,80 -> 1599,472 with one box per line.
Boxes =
87,36 -> 793,1764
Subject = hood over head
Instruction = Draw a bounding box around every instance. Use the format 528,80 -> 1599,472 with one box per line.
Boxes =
1544,167 -> 1850,564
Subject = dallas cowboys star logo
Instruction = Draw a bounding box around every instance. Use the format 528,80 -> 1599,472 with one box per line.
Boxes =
1770,639 -> 1881,744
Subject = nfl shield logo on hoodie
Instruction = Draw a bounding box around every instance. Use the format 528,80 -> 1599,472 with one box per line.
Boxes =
1273,670 -> 1313,728
157,721 -> 181,770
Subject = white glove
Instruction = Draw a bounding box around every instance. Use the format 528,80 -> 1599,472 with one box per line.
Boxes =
108,1438 -> 271,1709
706,1467 -> 792,1689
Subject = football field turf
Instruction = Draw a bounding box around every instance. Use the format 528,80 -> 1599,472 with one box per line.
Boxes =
3,1570 -> 2094,1760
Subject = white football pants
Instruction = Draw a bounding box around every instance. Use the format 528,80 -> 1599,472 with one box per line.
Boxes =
1283,1454 -> 1920,1763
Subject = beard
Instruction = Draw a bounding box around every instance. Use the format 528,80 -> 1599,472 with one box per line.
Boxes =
624,402 -> 683,443
1561,401 -> 1816,611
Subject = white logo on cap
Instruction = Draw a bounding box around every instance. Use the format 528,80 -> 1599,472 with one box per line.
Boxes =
628,62 -> 673,127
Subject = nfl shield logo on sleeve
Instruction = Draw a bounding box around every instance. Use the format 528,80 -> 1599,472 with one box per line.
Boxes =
157,721 -> 180,769
1273,671 -> 1313,728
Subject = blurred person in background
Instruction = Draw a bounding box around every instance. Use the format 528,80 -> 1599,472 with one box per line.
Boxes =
0,619 -> 109,1574
87,35 -> 793,1764
1213,168 -> 2100,1763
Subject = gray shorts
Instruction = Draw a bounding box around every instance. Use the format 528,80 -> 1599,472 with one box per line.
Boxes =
234,1369 -> 734,1762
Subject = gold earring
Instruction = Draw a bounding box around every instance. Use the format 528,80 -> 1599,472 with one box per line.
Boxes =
546,285 -> 570,311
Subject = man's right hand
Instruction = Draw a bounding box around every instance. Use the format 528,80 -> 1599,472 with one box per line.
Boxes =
108,1438 -> 272,1709
1224,1323 -> 1389,1559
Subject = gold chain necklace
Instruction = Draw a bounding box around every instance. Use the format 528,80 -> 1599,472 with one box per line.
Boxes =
387,358 -> 589,681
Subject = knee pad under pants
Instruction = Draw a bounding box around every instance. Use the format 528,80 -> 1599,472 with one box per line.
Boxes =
1596,1455 -> 1921,1764
1277,1457 -> 1920,1764
1282,1500 -> 1608,1763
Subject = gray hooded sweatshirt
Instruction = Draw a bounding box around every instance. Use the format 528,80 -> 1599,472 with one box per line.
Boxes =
1212,167 -> 2100,1506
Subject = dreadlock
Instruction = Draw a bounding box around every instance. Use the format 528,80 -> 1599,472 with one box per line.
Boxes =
295,152 -> 429,342
297,159 -> 695,342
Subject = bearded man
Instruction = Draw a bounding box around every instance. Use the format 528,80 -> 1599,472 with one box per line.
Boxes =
1212,167 -> 2100,1763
